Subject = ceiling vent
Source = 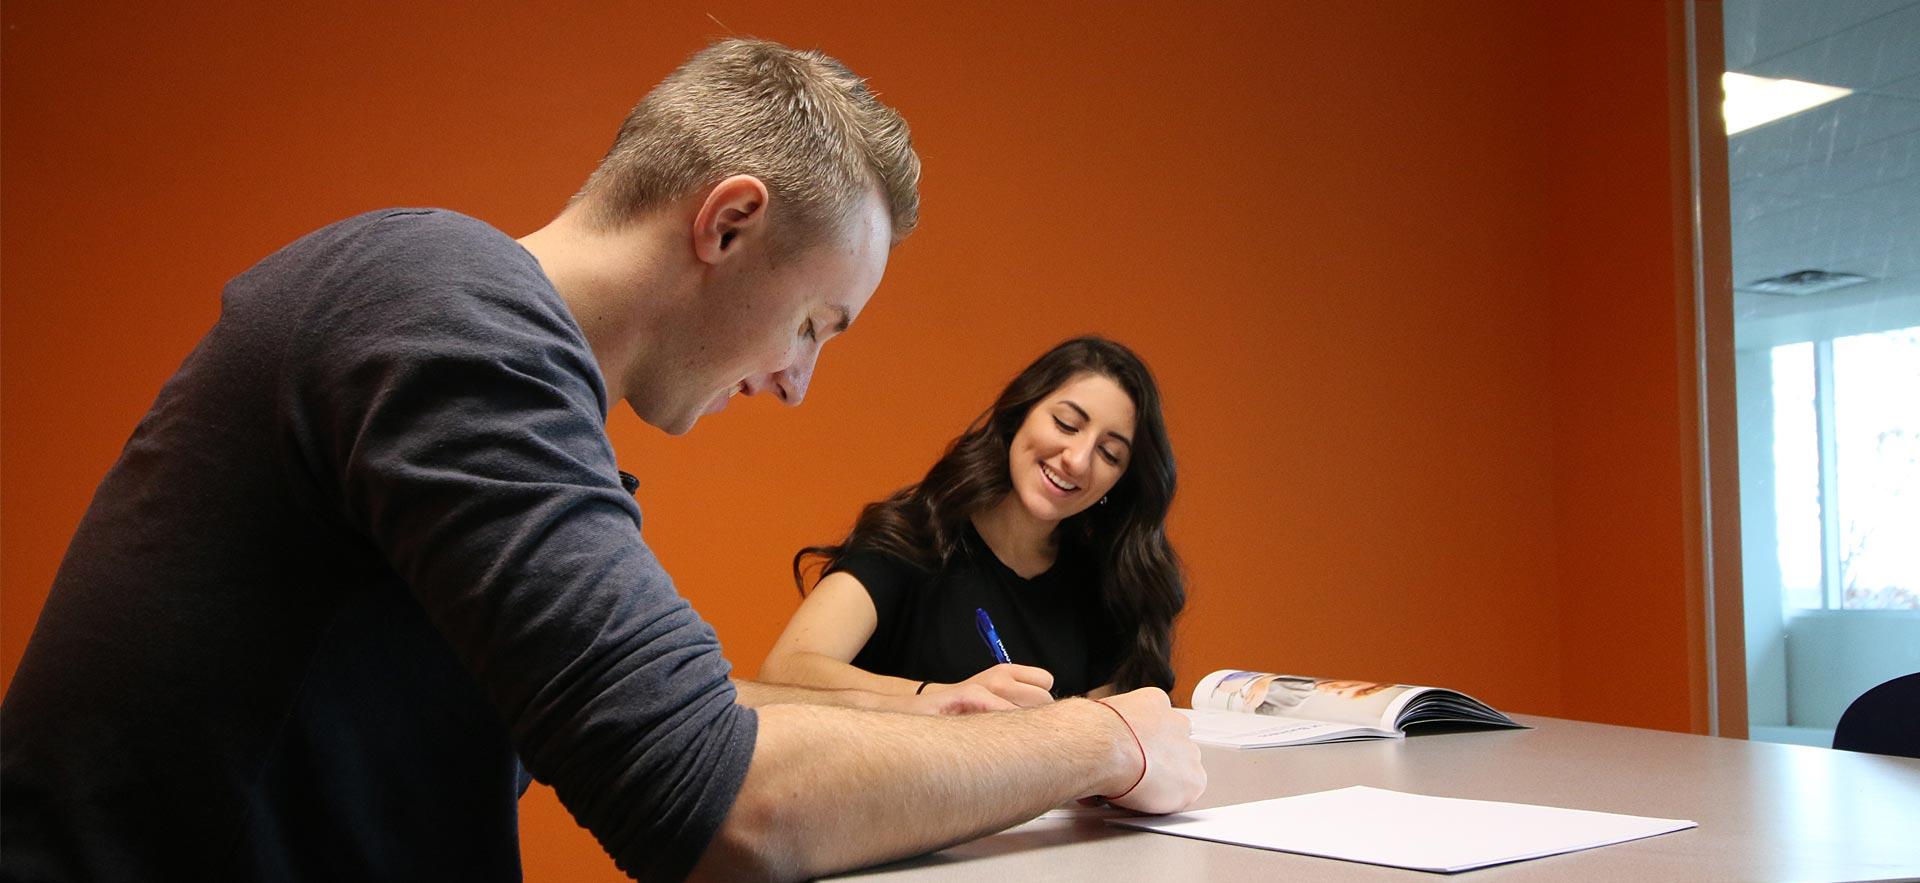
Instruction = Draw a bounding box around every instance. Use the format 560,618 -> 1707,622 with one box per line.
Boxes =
1741,269 -> 1872,297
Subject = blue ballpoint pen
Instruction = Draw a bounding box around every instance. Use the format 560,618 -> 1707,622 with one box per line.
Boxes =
974,607 -> 1012,665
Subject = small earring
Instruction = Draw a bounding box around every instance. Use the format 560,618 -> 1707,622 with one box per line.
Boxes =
1099,495 -> 1109,505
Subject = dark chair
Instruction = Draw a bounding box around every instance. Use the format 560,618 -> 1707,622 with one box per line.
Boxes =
1832,672 -> 1920,760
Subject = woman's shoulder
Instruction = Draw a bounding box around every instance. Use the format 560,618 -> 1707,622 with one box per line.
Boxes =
828,542 -> 936,592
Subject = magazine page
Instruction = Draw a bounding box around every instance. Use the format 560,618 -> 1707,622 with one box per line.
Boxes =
1191,670 -> 1419,730
1179,709 -> 1401,749
1391,688 -> 1524,728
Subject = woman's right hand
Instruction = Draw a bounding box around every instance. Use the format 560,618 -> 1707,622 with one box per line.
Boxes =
935,663 -> 1055,707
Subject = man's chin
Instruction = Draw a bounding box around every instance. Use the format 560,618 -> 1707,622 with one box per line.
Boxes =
629,400 -> 700,437
660,410 -> 702,436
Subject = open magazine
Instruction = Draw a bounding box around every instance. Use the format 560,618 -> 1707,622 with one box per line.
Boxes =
1182,669 -> 1524,748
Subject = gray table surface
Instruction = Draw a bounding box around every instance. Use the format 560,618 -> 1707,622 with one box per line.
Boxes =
833,714 -> 1920,882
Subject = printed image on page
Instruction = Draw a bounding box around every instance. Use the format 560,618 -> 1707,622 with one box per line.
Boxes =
1193,670 -> 1417,728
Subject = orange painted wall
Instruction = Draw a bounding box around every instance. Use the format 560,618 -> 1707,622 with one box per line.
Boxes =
2,2 -> 1707,880
1540,2 -> 1712,733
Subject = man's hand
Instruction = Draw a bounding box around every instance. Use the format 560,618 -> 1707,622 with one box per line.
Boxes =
929,663 -> 1055,707
698,685 -> 1206,878
1089,688 -> 1206,814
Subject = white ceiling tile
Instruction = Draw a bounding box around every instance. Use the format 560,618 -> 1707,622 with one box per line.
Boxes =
1723,0 -> 1918,324
1723,0 -> 1916,70
1730,126 -> 1920,197
1840,172 -> 1920,214
1738,1 -> 1920,89
1732,198 -> 1920,281
1875,70 -> 1920,100
1730,187 -> 1813,224
1727,94 -> 1920,186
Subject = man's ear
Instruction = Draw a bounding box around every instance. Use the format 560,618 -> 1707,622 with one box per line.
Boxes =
691,175 -> 771,266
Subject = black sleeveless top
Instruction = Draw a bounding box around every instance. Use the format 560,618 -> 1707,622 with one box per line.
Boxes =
831,523 -> 1122,697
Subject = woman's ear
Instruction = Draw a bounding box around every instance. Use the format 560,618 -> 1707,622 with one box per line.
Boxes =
689,174 -> 771,266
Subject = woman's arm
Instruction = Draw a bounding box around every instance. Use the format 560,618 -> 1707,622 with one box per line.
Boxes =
760,572 -> 1055,706
759,571 -> 921,694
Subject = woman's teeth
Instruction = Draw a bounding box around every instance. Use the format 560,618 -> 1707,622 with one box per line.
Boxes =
1041,463 -> 1079,492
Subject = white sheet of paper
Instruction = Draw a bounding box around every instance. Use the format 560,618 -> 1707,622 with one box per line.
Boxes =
1111,786 -> 1696,872
1179,709 -> 1399,748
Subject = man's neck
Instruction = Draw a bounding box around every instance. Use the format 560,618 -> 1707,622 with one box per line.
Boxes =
517,209 -> 684,403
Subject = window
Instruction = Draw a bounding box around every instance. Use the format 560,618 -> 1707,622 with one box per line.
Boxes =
1769,327 -> 1920,613
1721,0 -> 1920,747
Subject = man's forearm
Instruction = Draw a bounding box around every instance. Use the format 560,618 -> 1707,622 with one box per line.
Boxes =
692,698 -> 1134,882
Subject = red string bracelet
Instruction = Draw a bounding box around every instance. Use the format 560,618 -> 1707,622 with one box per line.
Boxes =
1091,698 -> 1146,801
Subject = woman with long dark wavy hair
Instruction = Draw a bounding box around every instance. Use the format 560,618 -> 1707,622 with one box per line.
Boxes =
760,336 -> 1184,705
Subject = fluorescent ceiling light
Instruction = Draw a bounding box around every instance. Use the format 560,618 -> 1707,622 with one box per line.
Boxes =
1722,71 -> 1853,135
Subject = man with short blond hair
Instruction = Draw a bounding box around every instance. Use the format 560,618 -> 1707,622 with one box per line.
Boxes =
577,38 -> 921,248
1,38 -> 1203,883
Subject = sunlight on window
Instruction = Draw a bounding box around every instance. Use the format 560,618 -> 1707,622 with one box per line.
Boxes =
1832,326 -> 1920,609
1771,343 -> 1822,609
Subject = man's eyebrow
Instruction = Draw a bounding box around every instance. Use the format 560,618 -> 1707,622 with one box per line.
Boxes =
1059,400 -> 1134,448
829,304 -> 852,334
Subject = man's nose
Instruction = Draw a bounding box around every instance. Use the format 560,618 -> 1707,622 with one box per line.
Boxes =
772,352 -> 818,407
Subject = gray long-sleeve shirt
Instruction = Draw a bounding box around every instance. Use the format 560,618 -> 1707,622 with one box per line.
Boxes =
1,209 -> 756,882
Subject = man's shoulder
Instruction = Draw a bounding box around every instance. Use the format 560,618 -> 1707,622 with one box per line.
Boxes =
244,208 -> 554,319
235,207 -> 590,395
343,206 -> 505,238
312,208 -> 527,269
